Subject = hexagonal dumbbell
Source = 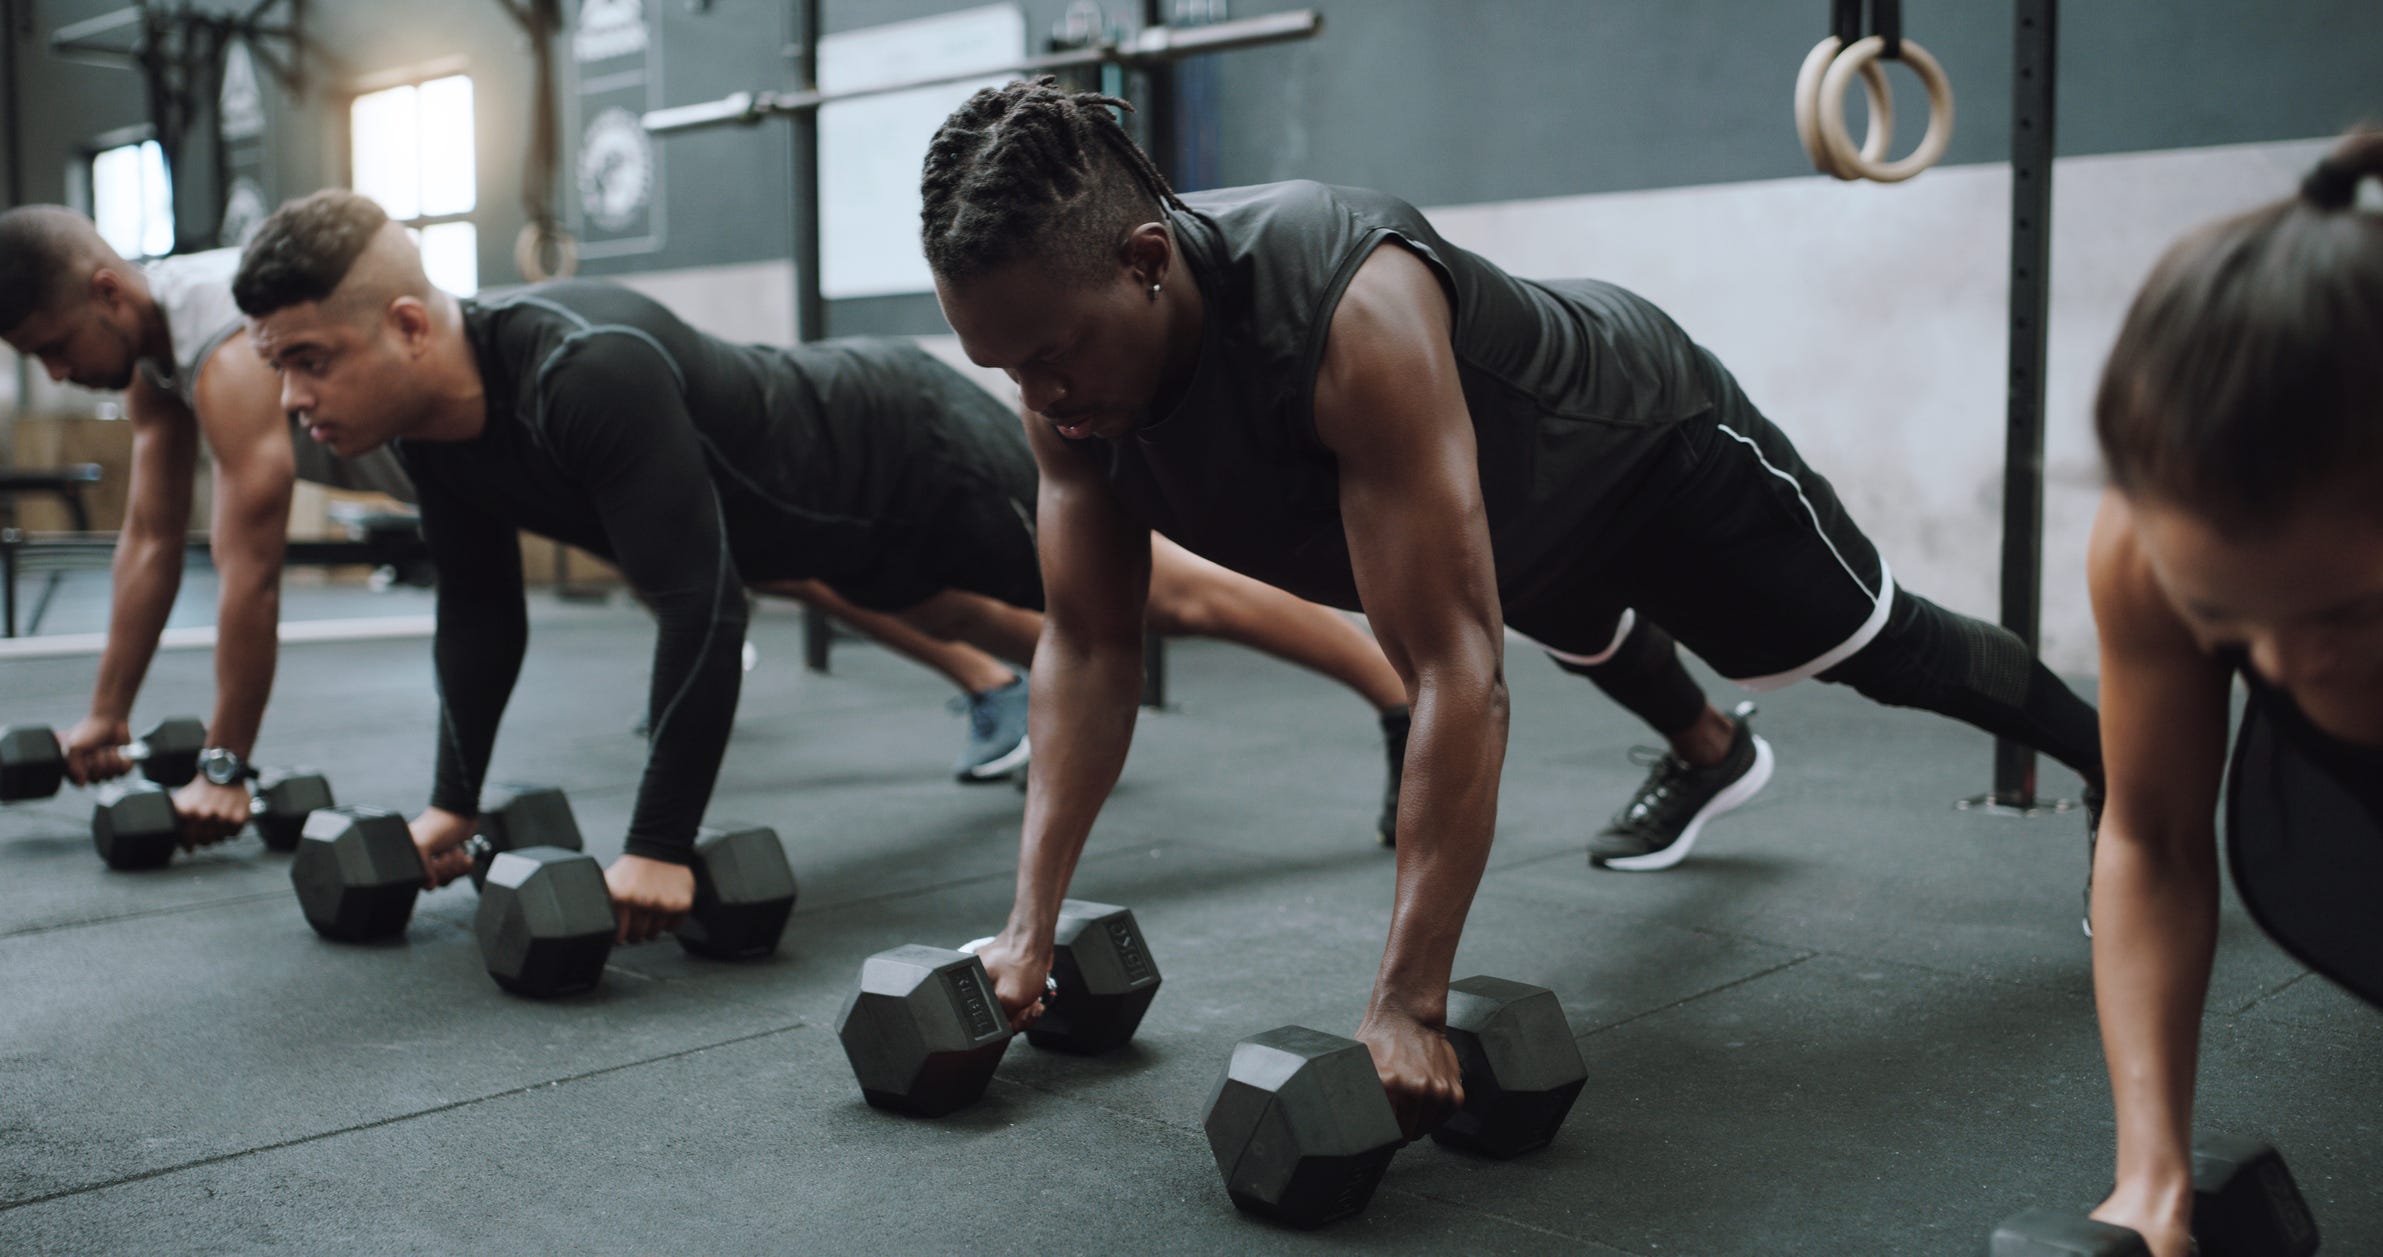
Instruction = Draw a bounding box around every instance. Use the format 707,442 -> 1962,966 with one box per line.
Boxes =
469,822 -> 796,996
1430,975 -> 1588,1158
1988,1136 -> 2319,1257
836,945 -> 1016,1117
1203,974 -> 1586,1227
468,784 -> 583,889
2,715 -> 205,802
289,785 -> 582,941
475,847 -> 617,997
1023,899 -> 1162,1054
674,823 -> 800,959
90,768 -> 335,870
1203,1026 -> 1405,1229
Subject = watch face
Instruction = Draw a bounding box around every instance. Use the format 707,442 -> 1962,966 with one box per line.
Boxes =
202,749 -> 244,785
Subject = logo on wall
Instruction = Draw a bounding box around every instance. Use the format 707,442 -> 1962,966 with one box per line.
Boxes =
219,177 -> 269,247
219,41 -> 266,141
575,0 -> 647,63
577,107 -> 655,233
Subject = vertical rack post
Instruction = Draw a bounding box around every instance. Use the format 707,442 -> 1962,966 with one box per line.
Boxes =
1989,0 -> 2058,806
791,0 -> 833,673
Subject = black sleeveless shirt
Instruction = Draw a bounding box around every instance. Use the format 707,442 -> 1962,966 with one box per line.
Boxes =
1065,181 -> 1719,645
2226,661 -> 2383,1008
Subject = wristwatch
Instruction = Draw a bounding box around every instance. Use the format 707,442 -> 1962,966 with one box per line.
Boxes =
199,747 -> 251,786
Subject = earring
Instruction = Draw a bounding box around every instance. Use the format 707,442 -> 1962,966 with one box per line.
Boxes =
1148,282 -> 1163,300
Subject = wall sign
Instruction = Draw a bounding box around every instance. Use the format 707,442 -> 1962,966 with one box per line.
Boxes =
569,0 -> 663,257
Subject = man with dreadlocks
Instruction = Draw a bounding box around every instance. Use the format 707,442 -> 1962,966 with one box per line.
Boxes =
229,189 -> 1410,942
923,78 -> 2104,1138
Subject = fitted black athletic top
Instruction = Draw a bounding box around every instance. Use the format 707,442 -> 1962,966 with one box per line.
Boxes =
2225,661 -> 2383,1008
400,282 -> 999,862
1062,181 -> 1719,645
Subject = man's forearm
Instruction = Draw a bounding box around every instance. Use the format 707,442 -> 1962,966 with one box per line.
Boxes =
1008,626 -> 1144,941
2094,827 -> 2220,1191
205,561 -> 283,756
1370,671 -> 1509,1023
89,533 -> 188,719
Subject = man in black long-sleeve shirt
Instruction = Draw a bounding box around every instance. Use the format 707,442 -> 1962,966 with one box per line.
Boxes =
230,191 -> 1408,941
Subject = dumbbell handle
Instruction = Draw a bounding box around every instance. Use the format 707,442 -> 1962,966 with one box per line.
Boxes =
958,936 -> 1061,1004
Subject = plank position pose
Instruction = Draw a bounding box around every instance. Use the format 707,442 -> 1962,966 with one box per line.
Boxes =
230,190 -> 1409,937
2083,132 -> 2383,1257
0,207 -> 413,842
927,80 -> 2105,1135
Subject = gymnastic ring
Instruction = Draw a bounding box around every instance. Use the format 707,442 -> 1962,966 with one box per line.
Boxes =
515,220 -> 580,281
1816,36 -> 1955,184
1794,36 -> 1895,181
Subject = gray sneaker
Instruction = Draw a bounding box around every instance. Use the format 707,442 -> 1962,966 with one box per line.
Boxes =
1588,707 -> 1773,872
951,675 -> 1030,783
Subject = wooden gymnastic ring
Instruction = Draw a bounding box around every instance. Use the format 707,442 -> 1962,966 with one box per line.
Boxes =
515,220 -> 580,281
1794,36 -> 1895,181
1816,36 -> 1955,184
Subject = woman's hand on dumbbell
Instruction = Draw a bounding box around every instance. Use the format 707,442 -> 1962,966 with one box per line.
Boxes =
2091,1179 -> 2196,1257
172,778 -> 253,849
61,714 -> 132,786
966,928 -> 1056,1032
409,807 -> 480,887
1355,1001 -> 1466,1144
604,854 -> 694,945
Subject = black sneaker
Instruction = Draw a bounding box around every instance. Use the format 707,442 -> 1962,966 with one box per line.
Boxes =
2081,782 -> 2107,938
1588,705 -> 1774,872
1376,706 -> 1411,847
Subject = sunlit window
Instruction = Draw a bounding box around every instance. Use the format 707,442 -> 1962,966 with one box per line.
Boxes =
90,140 -> 172,260
351,74 -> 477,294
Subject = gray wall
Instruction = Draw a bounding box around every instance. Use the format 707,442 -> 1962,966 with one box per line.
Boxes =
8,1 -> 2378,314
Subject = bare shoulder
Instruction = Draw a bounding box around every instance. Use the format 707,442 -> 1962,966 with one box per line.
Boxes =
1315,242 -> 1458,456
189,328 -> 287,445
2087,489 -> 2194,656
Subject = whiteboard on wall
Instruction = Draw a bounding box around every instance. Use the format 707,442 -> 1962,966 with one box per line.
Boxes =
819,4 -> 1027,300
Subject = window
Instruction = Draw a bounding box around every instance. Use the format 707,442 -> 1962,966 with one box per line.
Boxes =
90,139 -> 173,260
351,73 -> 477,295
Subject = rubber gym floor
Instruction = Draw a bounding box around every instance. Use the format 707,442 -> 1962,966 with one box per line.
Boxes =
3,588 -> 2376,1255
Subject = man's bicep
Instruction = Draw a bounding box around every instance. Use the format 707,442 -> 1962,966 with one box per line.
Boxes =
193,344 -> 300,549
1023,408 -> 1148,639
121,375 -> 201,536
1318,247 -> 1502,674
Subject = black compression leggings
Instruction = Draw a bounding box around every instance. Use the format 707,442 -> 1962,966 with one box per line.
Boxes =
1819,590 -> 2104,787
1549,617 -> 1711,737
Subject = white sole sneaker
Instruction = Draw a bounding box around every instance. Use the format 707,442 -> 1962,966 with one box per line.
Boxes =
961,734 -> 1032,783
1597,734 -> 1775,872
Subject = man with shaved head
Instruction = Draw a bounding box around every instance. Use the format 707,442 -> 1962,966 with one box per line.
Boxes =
0,205 -> 412,845
235,189 -> 1409,944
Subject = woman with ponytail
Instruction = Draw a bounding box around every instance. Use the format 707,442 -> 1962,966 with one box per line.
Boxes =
2085,129 -> 2383,1255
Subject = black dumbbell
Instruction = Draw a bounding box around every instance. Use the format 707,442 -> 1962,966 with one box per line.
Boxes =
290,783 -> 584,942
837,899 -> 1158,1117
1,716 -> 205,802
90,768 -> 335,870
471,821 -> 797,997
1202,975 -> 1588,1229
836,945 -> 1018,1117
959,899 -> 1164,1055
1987,1136 -> 2318,1256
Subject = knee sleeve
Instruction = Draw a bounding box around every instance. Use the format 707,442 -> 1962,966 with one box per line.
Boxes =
1552,617 -> 1709,736
1821,592 -> 2103,783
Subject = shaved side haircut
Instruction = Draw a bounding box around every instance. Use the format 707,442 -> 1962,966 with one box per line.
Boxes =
0,205 -> 119,333
233,189 -> 423,319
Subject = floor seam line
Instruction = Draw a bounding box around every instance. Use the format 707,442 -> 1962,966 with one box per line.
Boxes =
0,1022 -> 807,1214
0,888 -> 291,941
1574,951 -> 1819,1040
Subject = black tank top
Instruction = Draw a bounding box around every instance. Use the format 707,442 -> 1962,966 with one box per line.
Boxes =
1066,181 -> 1719,637
2225,660 -> 2383,1008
